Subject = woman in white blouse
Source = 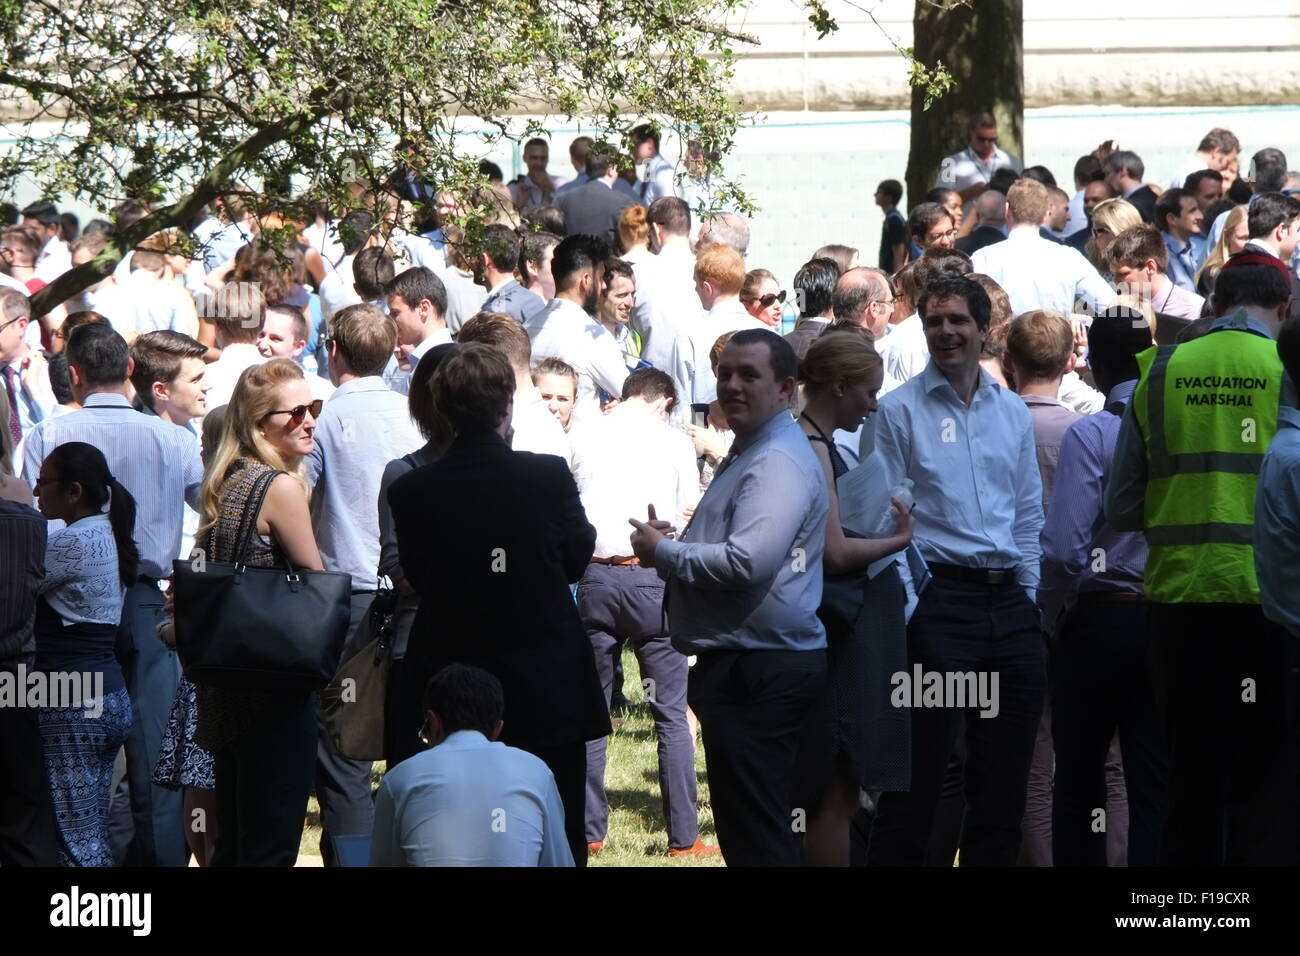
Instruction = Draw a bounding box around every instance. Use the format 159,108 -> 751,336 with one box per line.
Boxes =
32,441 -> 138,866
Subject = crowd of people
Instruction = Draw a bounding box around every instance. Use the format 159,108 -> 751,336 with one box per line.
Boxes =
2,113 -> 1300,868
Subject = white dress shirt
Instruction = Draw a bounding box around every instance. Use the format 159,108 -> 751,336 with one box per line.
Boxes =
443,268 -> 488,334
971,226 -> 1116,317
319,253 -> 362,324
34,235 -> 72,283
937,144 -> 1023,195
202,343 -> 266,412
875,362 -> 1044,593
569,402 -> 699,558
1058,370 -> 1104,415
384,328 -> 453,396
302,219 -> 344,268
630,242 -> 701,372
640,154 -> 681,204
22,393 -> 203,579
877,313 -> 929,396
510,387 -> 572,467
370,729 -> 574,867
121,270 -> 198,336
525,298 -> 629,413
667,300 -> 765,407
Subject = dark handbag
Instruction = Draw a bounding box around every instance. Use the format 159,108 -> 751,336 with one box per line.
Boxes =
818,529 -> 872,638
172,469 -> 351,690
319,579 -> 398,761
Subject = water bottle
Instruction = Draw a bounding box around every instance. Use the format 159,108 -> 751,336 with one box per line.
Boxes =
870,479 -> 914,537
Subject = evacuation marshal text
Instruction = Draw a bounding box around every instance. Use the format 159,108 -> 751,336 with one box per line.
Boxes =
1175,375 -> 1269,407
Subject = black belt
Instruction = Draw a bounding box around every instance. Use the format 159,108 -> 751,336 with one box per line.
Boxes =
351,589 -> 377,596
927,563 -> 1019,586
137,575 -> 160,587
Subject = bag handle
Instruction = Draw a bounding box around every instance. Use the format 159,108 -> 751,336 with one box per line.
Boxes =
233,468 -> 286,570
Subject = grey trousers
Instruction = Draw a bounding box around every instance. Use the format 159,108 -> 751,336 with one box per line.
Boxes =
118,580 -> 187,866
578,562 -> 698,850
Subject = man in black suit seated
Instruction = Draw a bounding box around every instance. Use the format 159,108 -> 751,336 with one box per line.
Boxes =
955,190 -> 1007,255
387,342 -> 611,865
1105,150 -> 1156,223
555,141 -> 640,245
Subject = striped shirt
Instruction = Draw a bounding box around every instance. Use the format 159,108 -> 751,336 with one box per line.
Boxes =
0,499 -> 46,666
21,393 -> 203,579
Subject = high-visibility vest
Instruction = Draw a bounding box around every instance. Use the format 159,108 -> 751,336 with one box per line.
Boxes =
1131,314 -> 1284,604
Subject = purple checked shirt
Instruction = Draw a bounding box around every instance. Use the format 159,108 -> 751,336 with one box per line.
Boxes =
1038,380 -> 1148,635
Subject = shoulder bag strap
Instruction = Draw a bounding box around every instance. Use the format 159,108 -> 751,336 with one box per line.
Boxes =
233,468 -> 285,568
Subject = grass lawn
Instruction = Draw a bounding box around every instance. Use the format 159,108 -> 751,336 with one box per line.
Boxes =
300,646 -> 725,867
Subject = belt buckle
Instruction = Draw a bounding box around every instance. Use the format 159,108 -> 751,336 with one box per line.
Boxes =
986,569 -> 1010,585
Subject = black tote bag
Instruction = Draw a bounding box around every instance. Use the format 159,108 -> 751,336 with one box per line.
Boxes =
173,468 -> 351,691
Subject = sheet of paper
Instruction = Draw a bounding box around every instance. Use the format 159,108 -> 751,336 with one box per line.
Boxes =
835,451 -> 893,539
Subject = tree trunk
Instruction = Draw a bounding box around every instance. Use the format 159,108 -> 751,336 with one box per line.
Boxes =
904,0 -> 1023,211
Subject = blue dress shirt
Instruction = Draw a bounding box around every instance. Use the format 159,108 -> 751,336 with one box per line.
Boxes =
655,410 -> 828,654
875,361 -> 1044,591
1255,404 -> 1300,636
370,730 -> 574,867
1038,380 -> 1147,633
1162,231 -> 1206,293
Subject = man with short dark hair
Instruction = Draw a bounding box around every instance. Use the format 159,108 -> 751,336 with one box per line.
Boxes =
130,330 -> 210,428
519,231 -> 560,305
196,282 -> 268,410
383,266 -> 450,395
388,343 -> 611,865
308,302 -> 422,865
510,137 -> 561,209
1245,192 -> 1300,262
1154,188 -> 1206,293
569,367 -> 709,857
370,664 -> 574,867
1106,253 -> 1296,865
1104,224 -> 1206,324
631,124 -> 682,204
553,142 -> 638,245
478,225 -> 542,324
1184,169 -> 1225,214
1065,154 -> 1106,240
630,329 -> 828,866
869,275 -> 1046,867
936,111 -> 1023,206
20,201 -> 71,282
1205,147 -> 1291,250
556,136 -> 596,196
784,257 -> 840,361
525,234 -> 628,419
23,323 -> 202,868
875,179 -> 907,272
908,203 -> 956,259
878,247 -> 973,394
1040,312 -> 1167,867
1105,150 -> 1157,223
632,197 -> 699,371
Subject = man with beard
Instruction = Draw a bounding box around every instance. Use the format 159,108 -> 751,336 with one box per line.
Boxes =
525,234 -> 628,423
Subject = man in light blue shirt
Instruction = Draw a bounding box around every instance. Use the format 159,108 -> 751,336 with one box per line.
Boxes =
1155,188 -> 1207,293
371,664 -> 573,867
1255,316 -> 1300,637
868,274 -> 1047,867
630,328 -> 827,866
306,302 -> 422,864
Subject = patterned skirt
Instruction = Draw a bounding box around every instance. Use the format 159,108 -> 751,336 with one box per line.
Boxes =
37,688 -> 133,867
153,677 -> 216,791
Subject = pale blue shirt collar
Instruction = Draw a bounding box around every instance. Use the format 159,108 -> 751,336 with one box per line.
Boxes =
82,392 -> 133,409
1106,379 -> 1138,406
330,375 -> 391,400
919,360 -> 999,403
434,729 -> 495,751
1209,308 -> 1275,340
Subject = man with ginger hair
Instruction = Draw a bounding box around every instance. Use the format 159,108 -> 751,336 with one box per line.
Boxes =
668,244 -> 764,408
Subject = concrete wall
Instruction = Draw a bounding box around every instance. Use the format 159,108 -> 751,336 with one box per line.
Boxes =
725,0 -> 1300,110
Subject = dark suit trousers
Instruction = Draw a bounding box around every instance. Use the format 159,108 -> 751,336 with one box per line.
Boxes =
689,648 -> 827,867
211,692 -> 318,867
117,580 -> 186,866
1051,596 -> 1167,866
0,670 -> 61,866
1151,603 -> 1295,865
869,577 -> 1045,866
315,592 -> 378,866
579,562 -> 697,850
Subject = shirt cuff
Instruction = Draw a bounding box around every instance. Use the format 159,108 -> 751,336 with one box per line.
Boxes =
654,538 -> 683,575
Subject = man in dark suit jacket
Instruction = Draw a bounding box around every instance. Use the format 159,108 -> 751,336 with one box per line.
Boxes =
388,342 -> 611,865
1105,149 -> 1157,223
554,141 -> 639,245
955,189 -> 1007,255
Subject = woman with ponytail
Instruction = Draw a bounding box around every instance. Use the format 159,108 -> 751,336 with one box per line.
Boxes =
32,441 -> 138,865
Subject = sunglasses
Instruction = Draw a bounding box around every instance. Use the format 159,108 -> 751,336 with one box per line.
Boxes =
756,290 -> 787,308
975,135 -> 998,144
265,399 -> 323,425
